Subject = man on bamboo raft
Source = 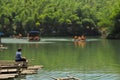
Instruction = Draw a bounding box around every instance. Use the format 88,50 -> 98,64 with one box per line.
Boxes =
15,48 -> 28,66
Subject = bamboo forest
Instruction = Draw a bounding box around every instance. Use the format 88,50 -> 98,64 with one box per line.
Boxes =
0,0 -> 120,39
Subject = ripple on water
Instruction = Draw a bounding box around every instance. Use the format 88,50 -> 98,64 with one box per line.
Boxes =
1,38 -> 55,44
1,38 -> 100,44
25,70 -> 120,80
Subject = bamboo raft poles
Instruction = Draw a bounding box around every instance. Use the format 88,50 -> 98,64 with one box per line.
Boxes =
51,76 -> 80,80
0,60 -> 43,80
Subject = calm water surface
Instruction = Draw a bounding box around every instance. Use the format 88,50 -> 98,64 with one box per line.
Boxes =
0,37 -> 120,80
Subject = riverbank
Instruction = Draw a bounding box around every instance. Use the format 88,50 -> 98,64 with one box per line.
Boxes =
107,33 -> 120,39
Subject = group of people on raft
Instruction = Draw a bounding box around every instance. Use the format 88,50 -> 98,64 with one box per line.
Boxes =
74,35 -> 86,42
74,35 -> 86,47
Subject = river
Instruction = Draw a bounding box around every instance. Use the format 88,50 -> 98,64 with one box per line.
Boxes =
0,37 -> 120,80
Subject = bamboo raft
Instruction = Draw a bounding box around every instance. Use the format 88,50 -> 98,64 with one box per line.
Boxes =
0,60 -> 43,80
51,76 -> 80,80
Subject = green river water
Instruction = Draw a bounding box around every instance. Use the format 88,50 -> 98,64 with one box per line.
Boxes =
0,37 -> 120,80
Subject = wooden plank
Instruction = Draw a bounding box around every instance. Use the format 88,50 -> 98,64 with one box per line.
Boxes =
1,74 -> 19,77
0,69 -> 18,73
21,70 -> 37,75
0,63 -> 21,66
27,65 -> 43,70
51,76 -> 80,80
0,75 -> 9,79
0,66 -> 18,69
0,74 -> 18,79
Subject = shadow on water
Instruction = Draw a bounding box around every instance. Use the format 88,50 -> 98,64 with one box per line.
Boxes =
1,38 -> 120,80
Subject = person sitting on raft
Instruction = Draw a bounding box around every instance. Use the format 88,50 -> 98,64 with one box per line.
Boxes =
15,48 -> 28,66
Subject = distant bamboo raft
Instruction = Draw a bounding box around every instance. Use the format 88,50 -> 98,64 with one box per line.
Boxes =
51,76 -> 80,80
0,60 -> 43,80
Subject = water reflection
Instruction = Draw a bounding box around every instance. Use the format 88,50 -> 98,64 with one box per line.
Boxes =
74,41 -> 86,48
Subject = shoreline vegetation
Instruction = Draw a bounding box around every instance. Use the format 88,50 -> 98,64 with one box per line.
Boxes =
0,0 -> 120,39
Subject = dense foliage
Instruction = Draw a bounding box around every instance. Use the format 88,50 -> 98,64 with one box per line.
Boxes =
0,0 -> 120,38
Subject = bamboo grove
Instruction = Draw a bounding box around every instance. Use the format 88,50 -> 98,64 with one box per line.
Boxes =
0,0 -> 120,38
